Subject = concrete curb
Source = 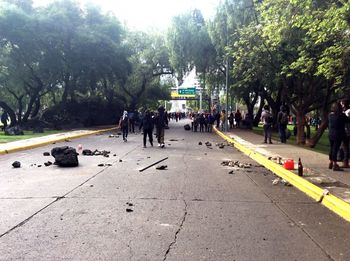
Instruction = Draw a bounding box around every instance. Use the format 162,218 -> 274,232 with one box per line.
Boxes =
0,127 -> 118,155
214,127 -> 350,222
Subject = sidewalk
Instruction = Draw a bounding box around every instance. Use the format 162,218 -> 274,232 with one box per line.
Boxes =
215,127 -> 350,221
0,127 -> 117,155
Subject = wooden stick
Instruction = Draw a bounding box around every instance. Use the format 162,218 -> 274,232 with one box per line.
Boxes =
139,157 -> 169,172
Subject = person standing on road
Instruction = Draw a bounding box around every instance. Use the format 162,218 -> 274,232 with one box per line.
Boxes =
154,105 -> 167,148
340,99 -> 350,168
119,110 -> 129,142
277,105 -> 289,143
234,109 -> 242,128
261,105 -> 273,144
139,110 -> 154,148
328,102 -> 347,171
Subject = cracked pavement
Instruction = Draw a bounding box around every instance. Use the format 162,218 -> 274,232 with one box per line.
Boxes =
1,121 -> 350,260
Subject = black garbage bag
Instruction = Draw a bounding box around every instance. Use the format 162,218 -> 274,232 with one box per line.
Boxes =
51,146 -> 79,167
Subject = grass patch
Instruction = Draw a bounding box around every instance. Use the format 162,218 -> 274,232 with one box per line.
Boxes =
252,125 -> 329,155
0,130 -> 64,143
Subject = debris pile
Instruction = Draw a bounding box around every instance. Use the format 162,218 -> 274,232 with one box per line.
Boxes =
108,134 -> 119,138
216,143 -> 225,149
221,160 -> 252,168
272,177 -> 291,186
82,149 -> 111,157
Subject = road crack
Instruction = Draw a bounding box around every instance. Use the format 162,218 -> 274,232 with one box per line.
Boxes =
162,199 -> 188,261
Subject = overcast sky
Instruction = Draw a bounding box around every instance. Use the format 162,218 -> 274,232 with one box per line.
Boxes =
33,0 -> 219,31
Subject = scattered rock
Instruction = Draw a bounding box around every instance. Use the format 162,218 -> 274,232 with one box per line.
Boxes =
12,161 -> 21,168
82,149 -> 93,156
98,163 -> 104,167
272,178 -> 280,185
64,139 -> 71,142
109,134 -> 119,138
127,202 -> 133,206
169,139 -> 178,141
44,161 -> 53,167
113,154 -> 117,157
221,160 -> 252,168
184,124 -> 191,131
119,159 -> 123,162
198,142 -> 202,145
205,141 -> 212,147
43,152 -> 50,156
38,165 -> 42,167
126,208 -> 133,212
228,170 -> 235,175
51,146 -> 79,167
156,165 -> 167,170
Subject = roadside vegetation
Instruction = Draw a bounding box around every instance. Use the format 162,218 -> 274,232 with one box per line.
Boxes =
0,129 -> 63,143
0,0 -> 349,150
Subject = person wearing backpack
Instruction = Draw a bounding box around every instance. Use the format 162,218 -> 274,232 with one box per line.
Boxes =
261,105 -> 273,144
277,105 -> 289,143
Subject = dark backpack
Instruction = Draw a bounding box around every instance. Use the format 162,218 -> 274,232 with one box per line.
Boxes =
266,113 -> 273,124
280,112 -> 289,125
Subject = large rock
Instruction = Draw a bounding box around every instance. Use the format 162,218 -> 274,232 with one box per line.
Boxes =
51,146 -> 79,167
5,126 -> 24,136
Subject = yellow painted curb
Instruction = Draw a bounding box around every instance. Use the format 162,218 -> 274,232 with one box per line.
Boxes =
0,127 -> 118,155
214,127 -> 350,222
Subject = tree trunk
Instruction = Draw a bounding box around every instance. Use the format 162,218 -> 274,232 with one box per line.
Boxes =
307,109 -> 329,148
253,100 -> 264,127
296,110 -> 306,145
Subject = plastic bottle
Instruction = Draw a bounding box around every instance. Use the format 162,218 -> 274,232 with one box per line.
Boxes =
298,158 -> 303,177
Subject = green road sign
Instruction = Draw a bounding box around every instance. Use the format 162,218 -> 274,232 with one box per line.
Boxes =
178,87 -> 196,95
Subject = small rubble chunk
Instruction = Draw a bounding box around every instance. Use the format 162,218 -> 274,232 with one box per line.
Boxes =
44,161 -> 53,167
43,152 -> 50,156
198,141 -> 202,145
12,161 -> 21,168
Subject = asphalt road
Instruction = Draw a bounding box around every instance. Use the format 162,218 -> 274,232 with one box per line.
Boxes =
1,120 -> 350,260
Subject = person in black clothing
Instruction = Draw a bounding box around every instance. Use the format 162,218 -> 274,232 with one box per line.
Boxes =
234,110 -> 242,128
199,113 -> 205,132
1,111 -> 8,131
328,102 -> 347,171
154,106 -> 167,148
139,110 -> 154,148
277,105 -> 289,143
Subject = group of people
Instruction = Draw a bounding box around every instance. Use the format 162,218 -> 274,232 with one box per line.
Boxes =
118,106 -> 168,148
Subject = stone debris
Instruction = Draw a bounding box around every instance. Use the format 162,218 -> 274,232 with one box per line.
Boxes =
43,152 -> 50,156
51,146 -> 79,167
221,160 -> 252,168
268,156 -> 283,164
228,170 -> 235,175
272,177 -> 291,186
205,141 -> 212,147
184,124 -> 191,130
126,208 -> 133,213
156,165 -> 168,170
82,149 -> 110,157
64,139 -> 71,142
12,161 -> 21,168
216,143 -> 225,149
109,134 -> 119,138
198,141 -> 202,145
44,161 -> 53,167
169,139 -> 178,141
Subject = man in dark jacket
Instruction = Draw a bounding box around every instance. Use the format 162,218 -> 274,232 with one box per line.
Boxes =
154,106 -> 167,148
139,110 -> 154,148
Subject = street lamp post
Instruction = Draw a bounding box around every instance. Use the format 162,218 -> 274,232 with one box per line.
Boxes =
225,57 -> 229,132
